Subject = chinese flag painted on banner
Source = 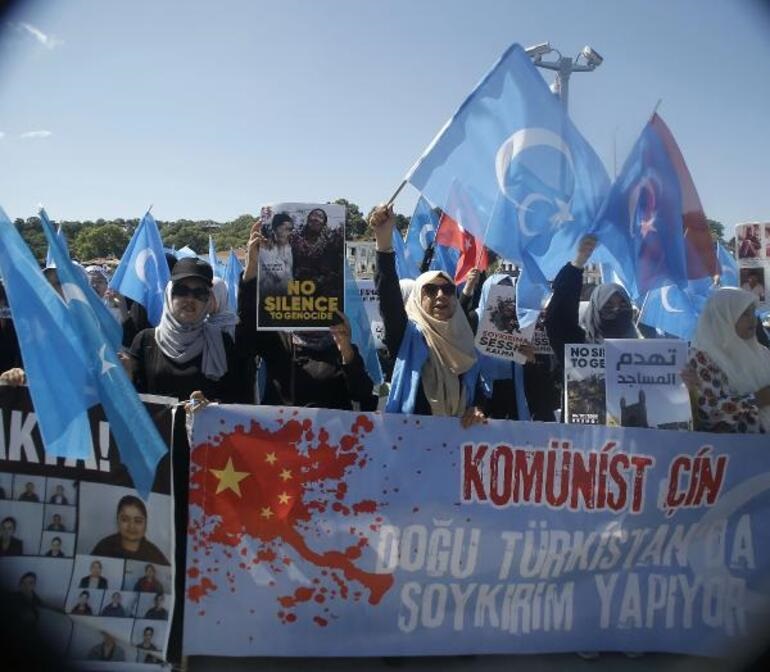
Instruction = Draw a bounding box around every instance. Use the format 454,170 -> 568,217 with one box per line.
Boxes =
436,212 -> 489,283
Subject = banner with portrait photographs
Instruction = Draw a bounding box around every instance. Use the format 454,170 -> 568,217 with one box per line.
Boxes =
735,222 -> 770,309
257,202 -> 346,330
0,386 -> 175,668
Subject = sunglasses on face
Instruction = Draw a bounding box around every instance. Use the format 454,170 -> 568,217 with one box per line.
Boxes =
422,282 -> 456,299
171,285 -> 210,302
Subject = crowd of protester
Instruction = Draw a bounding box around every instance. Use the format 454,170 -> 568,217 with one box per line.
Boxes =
1,206 -> 770,434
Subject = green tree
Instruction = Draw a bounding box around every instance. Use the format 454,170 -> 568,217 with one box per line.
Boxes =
334,199 -> 368,240
73,224 -> 130,260
707,218 -> 725,243
161,222 -> 209,252
15,217 -> 47,261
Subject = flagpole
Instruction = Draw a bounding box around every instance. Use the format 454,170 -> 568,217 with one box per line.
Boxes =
649,99 -> 662,121
386,180 -> 407,207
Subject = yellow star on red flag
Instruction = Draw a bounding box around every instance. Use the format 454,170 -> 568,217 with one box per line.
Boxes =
209,457 -> 250,496
277,492 -> 291,505
279,468 -> 292,482
260,506 -> 274,519
265,452 -> 278,465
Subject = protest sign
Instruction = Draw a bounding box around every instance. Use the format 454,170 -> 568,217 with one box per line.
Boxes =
356,278 -> 384,350
475,284 -> 536,365
184,404 -> 770,657
564,343 -> 605,424
531,315 -> 554,357
0,387 -> 175,667
735,222 -> 770,309
604,339 -> 692,430
257,202 -> 345,330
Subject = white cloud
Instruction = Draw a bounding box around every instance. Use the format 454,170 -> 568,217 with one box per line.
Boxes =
20,130 -> 53,139
0,132 -> 5,140
9,22 -> 62,50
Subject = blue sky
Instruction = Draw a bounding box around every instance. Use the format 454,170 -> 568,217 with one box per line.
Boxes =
0,0 -> 768,235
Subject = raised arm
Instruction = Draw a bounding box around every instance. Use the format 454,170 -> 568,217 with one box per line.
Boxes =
545,234 -> 595,366
371,204 -> 408,359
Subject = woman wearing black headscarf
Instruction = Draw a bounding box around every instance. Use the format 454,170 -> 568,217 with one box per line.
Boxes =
545,234 -> 640,370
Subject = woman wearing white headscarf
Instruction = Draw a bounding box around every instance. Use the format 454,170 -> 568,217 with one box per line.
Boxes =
370,205 -> 483,425
688,288 -> 770,433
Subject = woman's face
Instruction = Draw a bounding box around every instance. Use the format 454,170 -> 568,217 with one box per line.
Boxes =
306,209 -> 326,234
735,304 -> 757,340
89,274 -> 108,297
117,504 -> 147,545
78,593 -> 88,605
420,277 -> 456,321
90,562 -> 101,577
274,221 -> 292,245
170,279 -> 211,325
145,565 -> 155,579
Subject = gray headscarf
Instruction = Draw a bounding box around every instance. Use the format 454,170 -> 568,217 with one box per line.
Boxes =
207,278 -> 239,338
581,283 -> 639,343
154,284 -> 228,380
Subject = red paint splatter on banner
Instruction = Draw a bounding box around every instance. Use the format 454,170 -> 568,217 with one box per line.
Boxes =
187,413 -> 392,626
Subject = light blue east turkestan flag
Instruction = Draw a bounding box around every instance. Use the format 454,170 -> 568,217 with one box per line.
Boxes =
223,249 -> 243,313
208,236 -> 223,278
0,206 -> 95,459
717,242 -> 739,288
41,213 -> 167,497
406,43 -> 610,297
344,258 -> 384,386
39,208 -> 123,352
44,220 -> 69,268
391,227 -> 412,281
109,211 -> 170,326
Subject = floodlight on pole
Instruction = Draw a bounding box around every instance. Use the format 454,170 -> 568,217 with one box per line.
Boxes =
525,43 -> 604,111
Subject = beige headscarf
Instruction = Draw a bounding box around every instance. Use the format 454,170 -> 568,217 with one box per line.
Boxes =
405,271 -> 477,416
691,288 -> 770,431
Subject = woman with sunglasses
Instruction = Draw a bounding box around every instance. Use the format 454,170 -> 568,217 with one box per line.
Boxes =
370,205 -> 484,426
127,257 -> 252,403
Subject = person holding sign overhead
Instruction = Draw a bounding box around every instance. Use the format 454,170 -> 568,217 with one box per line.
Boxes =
240,220 -> 376,410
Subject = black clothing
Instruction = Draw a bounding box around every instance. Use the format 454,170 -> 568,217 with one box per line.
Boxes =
129,329 -> 253,403
91,533 -> 169,565
18,492 -> 39,503
101,603 -> 127,618
544,263 -> 588,372
239,278 -> 376,410
122,301 -> 150,349
49,494 -> 69,505
0,537 -> 23,556
145,606 -> 169,620
0,318 -> 22,373
79,576 -> 108,589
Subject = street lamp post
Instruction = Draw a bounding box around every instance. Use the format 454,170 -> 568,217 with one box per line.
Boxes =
525,43 -> 603,111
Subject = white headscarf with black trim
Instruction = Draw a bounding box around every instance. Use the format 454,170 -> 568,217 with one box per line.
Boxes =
692,287 -> 770,431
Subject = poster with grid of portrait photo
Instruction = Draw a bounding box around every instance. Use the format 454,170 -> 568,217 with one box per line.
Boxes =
0,387 -> 176,668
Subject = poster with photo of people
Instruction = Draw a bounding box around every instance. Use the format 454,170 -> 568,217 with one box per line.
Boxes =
474,284 -> 536,364
257,202 -> 345,330
0,387 -> 175,668
734,222 -> 770,309
563,343 -> 606,424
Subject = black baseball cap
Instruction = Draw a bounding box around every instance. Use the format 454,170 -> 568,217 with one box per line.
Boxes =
170,258 -> 213,286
